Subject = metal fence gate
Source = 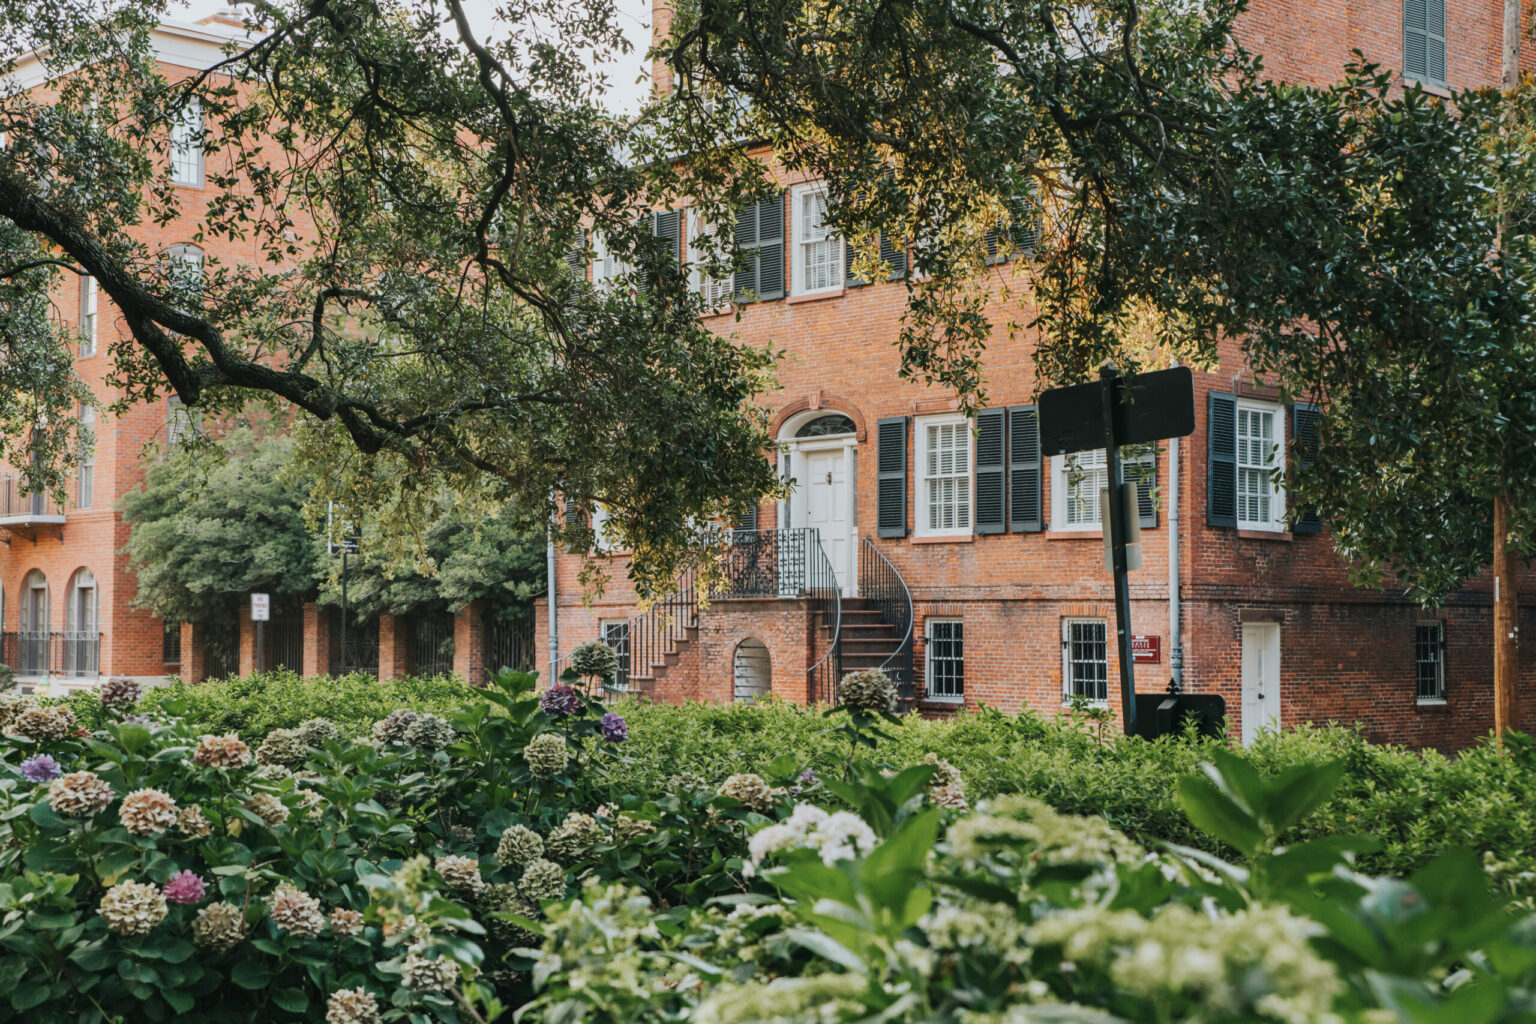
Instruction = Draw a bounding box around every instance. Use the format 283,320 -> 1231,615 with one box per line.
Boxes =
484,613 -> 535,680
328,610 -> 379,677
260,605 -> 303,673
409,613 -> 456,677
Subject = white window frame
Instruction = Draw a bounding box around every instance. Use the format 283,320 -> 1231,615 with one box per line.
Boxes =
914,414 -> 972,538
169,98 -> 204,187
76,404 -> 95,510
1415,620 -> 1446,704
591,233 -> 633,292
79,276 -> 98,356
167,395 -> 197,448
1235,399 -> 1286,531
790,182 -> 842,296
1051,449 -> 1108,531
589,505 -> 624,553
1062,617 -> 1109,704
687,210 -> 733,312
924,618 -> 964,703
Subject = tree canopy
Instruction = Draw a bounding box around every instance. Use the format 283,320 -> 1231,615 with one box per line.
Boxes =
0,0 -> 777,597
120,427 -> 547,623
664,0 -> 1536,601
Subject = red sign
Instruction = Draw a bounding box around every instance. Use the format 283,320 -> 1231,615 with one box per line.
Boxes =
1131,635 -> 1161,663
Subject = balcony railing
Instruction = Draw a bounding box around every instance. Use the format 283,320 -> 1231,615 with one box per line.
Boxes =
859,538 -> 915,706
0,476 -> 64,521
3,631 -> 103,679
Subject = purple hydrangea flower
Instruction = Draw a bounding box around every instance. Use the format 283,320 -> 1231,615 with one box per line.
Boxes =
161,870 -> 207,905
539,685 -> 582,718
599,712 -> 627,743
19,754 -> 61,783
123,713 -> 157,726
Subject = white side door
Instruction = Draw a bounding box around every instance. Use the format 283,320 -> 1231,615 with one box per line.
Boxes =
1240,622 -> 1281,744
801,446 -> 853,594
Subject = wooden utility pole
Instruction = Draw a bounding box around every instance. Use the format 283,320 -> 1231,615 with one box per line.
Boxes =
1495,0 -> 1522,740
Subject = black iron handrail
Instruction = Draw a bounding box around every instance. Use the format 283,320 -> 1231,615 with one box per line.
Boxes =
859,538 -> 915,706
802,530 -> 844,705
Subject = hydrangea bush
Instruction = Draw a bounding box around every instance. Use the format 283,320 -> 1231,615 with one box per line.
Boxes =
8,672 -> 1536,1022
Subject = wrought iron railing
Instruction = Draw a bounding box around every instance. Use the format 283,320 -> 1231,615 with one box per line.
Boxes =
409,612 -> 457,677
485,613 -> 536,679
3,631 -> 103,678
859,538 -> 915,706
607,567 -> 699,697
803,532 -> 844,705
329,611 -> 379,677
0,476 -> 64,519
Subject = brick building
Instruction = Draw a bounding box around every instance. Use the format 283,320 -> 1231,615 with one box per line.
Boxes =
538,0 -> 1536,751
0,16 -> 508,693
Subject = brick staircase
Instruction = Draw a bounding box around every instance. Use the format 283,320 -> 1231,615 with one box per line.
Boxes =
832,599 -> 906,676
623,623 -> 699,696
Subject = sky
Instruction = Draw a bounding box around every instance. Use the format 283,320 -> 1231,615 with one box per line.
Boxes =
173,0 -> 656,115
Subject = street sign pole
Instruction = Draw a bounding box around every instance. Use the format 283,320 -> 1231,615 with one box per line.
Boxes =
1099,366 -> 1139,738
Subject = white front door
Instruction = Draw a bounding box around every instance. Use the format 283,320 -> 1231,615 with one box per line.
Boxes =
1240,622 -> 1281,744
799,445 -> 854,594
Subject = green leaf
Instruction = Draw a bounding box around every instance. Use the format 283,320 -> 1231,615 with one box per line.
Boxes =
1265,760 -> 1345,835
784,927 -> 867,974
117,724 -> 152,755
271,988 -> 309,1013
10,980 -> 49,1011
1176,774 -> 1267,859
229,961 -> 272,990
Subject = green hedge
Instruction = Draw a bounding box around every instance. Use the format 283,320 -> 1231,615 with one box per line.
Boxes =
127,675 -> 1536,897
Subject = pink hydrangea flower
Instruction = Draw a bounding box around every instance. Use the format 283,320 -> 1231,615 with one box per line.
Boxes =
162,870 -> 208,905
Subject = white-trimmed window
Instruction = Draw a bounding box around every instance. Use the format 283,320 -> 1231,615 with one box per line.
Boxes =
167,396 -> 197,448
591,233 -> 632,292
1062,618 -> 1109,702
1415,621 -> 1446,703
79,276 -> 98,356
590,505 -> 622,552
600,619 -> 631,691
165,243 -> 205,294
76,403 -> 94,509
791,182 -> 841,295
916,414 -> 971,537
925,618 -> 964,701
687,211 -> 732,311
1052,449 -> 1107,530
169,99 -> 204,187
1236,401 -> 1285,530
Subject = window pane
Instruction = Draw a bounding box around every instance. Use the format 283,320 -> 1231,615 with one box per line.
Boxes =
170,101 -> 203,185
1067,620 -> 1108,701
922,422 -> 971,532
926,620 -> 964,700
1416,623 -> 1444,701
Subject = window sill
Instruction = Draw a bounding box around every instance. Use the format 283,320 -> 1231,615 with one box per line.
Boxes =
1237,529 -> 1292,542
1048,528 -> 1101,540
1062,698 -> 1110,709
699,306 -> 735,320
1403,77 -> 1451,98
1416,698 -> 1449,709
922,695 -> 965,705
786,288 -> 844,305
911,534 -> 974,544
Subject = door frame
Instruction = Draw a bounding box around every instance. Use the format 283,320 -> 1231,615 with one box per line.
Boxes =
1240,621 -> 1281,744
778,434 -> 859,597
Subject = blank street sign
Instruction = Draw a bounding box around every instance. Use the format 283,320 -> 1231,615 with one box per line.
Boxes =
1039,366 -> 1196,456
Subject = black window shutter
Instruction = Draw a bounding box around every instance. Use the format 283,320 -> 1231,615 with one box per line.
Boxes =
880,232 -> 908,280
876,416 -> 909,538
974,408 -> 1006,535
1132,449 -> 1158,529
1404,0 -> 1445,85
733,198 -> 759,301
1207,392 -> 1237,528
735,193 -> 785,302
1008,404 -> 1043,532
845,240 -> 866,288
653,209 -> 682,262
564,502 -> 587,553
735,503 -> 759,531
1290,402 -> 1322,534
984,193 -> 1038,264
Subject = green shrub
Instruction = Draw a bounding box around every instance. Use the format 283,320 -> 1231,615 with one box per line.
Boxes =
141,670 -> 473,739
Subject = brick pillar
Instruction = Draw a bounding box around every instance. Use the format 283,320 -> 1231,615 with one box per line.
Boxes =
532,597 -> 550,685
302,603 -> 331,677
180,622 -> 206,684
238,614 -> 256,677
378,613 -> 410,680
452,601 -> 488,684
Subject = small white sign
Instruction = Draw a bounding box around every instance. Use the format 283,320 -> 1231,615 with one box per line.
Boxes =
251,593 -> 270,622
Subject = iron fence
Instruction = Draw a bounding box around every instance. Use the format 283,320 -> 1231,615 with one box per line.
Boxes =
2,631 -> 102,678
202,619 -> 239,679
485,614 -> 536,679
329,611 -> 379,677
716,528 -> 809,598
410,613 -> 457,677
859,538 -> 915,707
